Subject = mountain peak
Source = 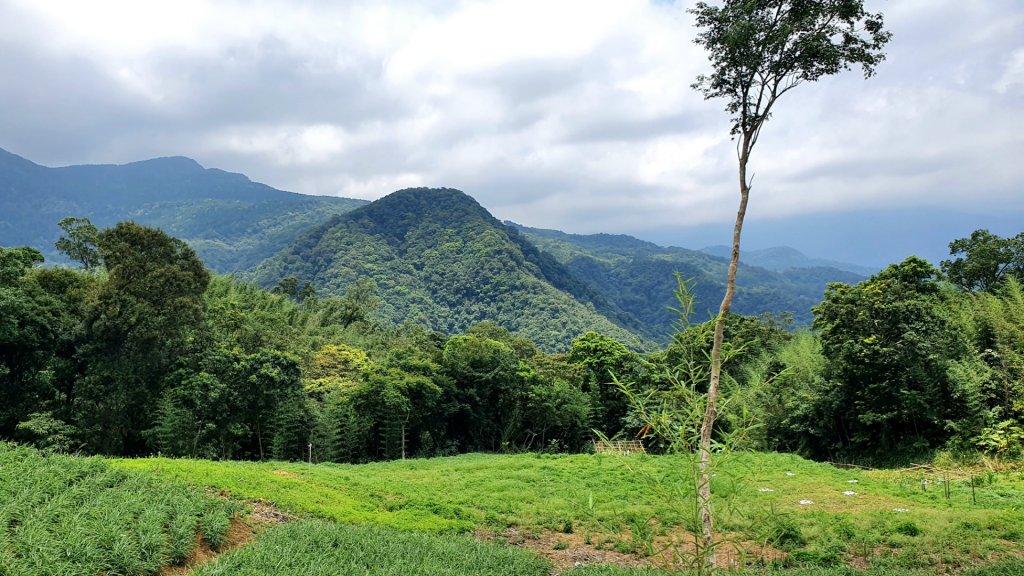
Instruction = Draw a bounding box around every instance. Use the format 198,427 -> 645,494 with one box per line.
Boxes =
253,187 -> 639,350
345,187 -> 495,242
125,155 -> 204,171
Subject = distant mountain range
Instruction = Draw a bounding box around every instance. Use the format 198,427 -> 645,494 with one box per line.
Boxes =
511,225 -> 864,339
0,147 -> 366,270
635,208 -> 1023,270
0,147 -> 867,349
699,245 -> 877,276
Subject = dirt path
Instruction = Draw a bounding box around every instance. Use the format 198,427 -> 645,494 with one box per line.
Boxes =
160,499 -> 294,576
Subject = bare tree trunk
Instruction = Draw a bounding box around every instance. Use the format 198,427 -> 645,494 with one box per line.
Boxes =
697,134 -> 752,570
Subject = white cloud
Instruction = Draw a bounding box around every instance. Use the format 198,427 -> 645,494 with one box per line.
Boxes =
0,0 -> 1022,243
995,48 -> 1024,94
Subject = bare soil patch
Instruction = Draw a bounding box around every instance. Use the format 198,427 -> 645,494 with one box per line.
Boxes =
479,524 -> 785,574
160,499 -> 292,575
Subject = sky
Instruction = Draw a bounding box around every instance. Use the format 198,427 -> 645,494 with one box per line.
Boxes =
1,0 -> 1022,264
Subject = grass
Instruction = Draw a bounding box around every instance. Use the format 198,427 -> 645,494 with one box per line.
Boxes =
0,442 -> 239,576
192,520 -> 552,576
113,451 -> 1024,574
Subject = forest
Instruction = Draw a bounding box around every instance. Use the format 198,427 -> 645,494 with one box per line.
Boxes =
2,219 -> 1022,466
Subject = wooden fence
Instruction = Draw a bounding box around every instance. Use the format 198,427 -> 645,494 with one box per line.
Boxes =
593,440 -> 647,455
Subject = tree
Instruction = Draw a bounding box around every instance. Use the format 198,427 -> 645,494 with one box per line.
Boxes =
568,331 -> 646,437
55,217 -> 100,270
689,1 -> 890,566
335,277 -> 380,327
941,229 -> 1024,292
442,334 -> 522,451
813,257 -> 971,457
75,222 -> 211,454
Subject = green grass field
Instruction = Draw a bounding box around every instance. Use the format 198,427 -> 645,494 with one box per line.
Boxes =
113,451 -> 1024,575
0,442 -> 239,576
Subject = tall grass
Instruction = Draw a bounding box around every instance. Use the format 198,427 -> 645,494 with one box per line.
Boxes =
0,442 -> 238,576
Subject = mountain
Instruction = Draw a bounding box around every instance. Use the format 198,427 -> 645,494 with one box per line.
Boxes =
0,147 -> 367,270
700,245 -> 877,276
251,188 -> 642,351
1,148 -> 867,349
634,207 -> 1024,269
511,224 -> 865,340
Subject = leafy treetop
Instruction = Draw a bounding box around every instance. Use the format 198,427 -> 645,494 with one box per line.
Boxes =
942,229 -> 1024,293
691,0 -> 891,141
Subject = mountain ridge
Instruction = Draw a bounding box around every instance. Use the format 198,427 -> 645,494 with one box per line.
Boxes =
700,244 -> 877,276
511,223 -> 865,339
2,148 -> 866,348
0,147 -> 367,270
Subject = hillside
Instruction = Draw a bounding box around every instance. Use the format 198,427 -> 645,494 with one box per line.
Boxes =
0,147 -> 366,270
512,224 -> 865,339
251,188 -> 641,351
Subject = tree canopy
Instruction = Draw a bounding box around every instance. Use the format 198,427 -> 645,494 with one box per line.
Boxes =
942,229 -> 1024,293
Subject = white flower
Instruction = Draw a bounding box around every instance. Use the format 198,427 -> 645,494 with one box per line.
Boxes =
758,488 -> 774,492
785,472 -> 796,477
892,508 -> 909,513
847,479 -> 859,483
843,491 -> 857,496
799,499 -> 814,505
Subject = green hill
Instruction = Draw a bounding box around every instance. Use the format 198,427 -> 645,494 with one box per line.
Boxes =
251,188 -> 641,351
0,147 -> 366,271
512,224 -> 865,339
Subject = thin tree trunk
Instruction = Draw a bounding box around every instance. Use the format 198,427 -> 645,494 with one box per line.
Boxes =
697,133 -> 752,570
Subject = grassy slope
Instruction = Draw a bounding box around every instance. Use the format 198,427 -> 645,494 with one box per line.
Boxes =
114,452 -> 1024,574
0,442 -> 238,576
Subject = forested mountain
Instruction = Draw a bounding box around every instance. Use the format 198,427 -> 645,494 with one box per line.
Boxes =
251,188 -> 642,351
0,147 -> 366,270
512,224 -> 865,339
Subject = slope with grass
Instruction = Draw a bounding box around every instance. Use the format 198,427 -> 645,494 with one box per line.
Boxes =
115,451 -> 1024,575
0,442 -> 239,576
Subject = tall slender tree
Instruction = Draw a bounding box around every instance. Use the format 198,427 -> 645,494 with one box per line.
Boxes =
689,0 -> 890,567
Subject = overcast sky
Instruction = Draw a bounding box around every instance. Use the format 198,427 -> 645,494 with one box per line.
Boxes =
1,0 -> 1022,245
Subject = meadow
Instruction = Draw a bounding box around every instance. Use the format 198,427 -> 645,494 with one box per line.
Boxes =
113,451 -> 1024,575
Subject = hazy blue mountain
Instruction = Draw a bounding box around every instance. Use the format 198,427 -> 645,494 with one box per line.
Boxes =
0,147 -> 367,270
512,224 -> 865,340
251,188 -> 642,351
634,207 -> 1023,269
700,245 -> 877,276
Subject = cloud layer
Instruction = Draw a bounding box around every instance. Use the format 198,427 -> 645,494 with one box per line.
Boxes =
2,0 -> 1021,239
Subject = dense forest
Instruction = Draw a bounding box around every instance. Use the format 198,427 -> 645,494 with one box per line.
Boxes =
2,217 -> 1022,464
